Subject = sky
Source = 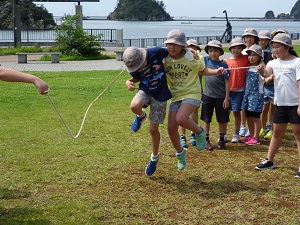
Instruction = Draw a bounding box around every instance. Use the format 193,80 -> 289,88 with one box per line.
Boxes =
34,0 -> 298,18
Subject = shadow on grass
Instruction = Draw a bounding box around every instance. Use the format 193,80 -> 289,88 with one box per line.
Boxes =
0,188 -> 51,225
152,176 -> 269,199
0,188 -> 30,199
0,206 -> 51,225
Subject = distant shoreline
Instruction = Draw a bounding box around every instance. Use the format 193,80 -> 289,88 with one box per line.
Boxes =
81,16 -> 300,22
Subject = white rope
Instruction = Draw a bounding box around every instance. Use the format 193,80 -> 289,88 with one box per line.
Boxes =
225,66 -> 257,71
46,69 -> 126,139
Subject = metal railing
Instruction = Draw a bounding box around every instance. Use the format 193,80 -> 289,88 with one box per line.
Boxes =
0,28 -> 117,43
0,28 -> 299,47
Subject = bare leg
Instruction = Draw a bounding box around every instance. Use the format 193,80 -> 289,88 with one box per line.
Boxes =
291,123 -> 300,160
267,123 -> 287,161
149,122 -> 160,156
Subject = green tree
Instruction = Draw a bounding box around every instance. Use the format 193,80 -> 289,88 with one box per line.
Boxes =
264,10 -> 275,19
290,0 -> 300,19
55,14 -> 102,56
108,0 -> 172,21
0,0 -> 55,29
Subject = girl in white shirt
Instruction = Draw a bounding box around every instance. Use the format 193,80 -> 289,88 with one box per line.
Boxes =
255,33 -> 300,179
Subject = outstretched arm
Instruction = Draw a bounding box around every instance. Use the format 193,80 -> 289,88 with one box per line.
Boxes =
0,66 -> 49,94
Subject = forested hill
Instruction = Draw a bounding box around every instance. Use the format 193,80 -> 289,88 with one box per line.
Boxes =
107,0 -> 172,21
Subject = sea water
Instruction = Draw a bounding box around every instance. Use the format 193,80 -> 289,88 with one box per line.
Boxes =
82,19 -> 300,39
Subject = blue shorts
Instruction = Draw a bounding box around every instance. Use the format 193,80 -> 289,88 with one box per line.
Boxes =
229,91 -> 244,112
264,85 -> 274,104
169,98 -> 202,112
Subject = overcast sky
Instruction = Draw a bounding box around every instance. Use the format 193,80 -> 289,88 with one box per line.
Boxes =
34,0 -> 297,18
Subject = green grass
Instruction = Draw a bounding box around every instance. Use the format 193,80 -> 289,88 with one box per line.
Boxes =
0,70 -> 300,225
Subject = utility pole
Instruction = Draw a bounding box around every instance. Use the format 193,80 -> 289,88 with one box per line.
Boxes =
13,0 -> 17,47
13,0 -> 21,47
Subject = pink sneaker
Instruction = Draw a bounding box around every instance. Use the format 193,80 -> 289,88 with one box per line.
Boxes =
246,137 -> 260,146
241,135 -> 252,143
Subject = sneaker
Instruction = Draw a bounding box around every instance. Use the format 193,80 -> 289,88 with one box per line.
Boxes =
224,134 -> 228,142
195,127 -> 206,150
266,122 -> 272,132
259,129 -> 267,138
245,130 -> 250,137
239,125 -> 247,137
241,135 -> 253,143
190,133 -> 196,146
130,112 -> 147,132
180,135 -> 188,148
176,148 -> 187,170
295,167 -> 300,178
255,158 -> 275,170
246,137 -> 260,145
217,139 -> 226,149
145,158 -> 159,176
231,134 -> 240,143
205,140 -> 213,151
264,130 -> 273,140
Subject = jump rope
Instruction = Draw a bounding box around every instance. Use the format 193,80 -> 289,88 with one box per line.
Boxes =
45,66 -> 255,139
45,68 -> 126,139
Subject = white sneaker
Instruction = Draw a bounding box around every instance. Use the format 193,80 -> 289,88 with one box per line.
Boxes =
231,134 -> 240,143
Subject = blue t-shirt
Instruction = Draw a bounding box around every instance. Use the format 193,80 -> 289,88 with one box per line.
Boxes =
130,47 -> 171,102
202,56 -> 230,98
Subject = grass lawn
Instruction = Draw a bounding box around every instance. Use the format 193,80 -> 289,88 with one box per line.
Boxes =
0,70 -> 300,225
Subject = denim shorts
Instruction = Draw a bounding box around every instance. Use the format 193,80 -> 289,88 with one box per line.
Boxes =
134,90 -> 167,124
264,85 -> 274,104
169,98 -> 202,112
229,91 -> 244,112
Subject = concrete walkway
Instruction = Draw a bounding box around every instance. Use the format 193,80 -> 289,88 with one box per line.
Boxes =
0,54 -> 126,71
0,51 -> 232,72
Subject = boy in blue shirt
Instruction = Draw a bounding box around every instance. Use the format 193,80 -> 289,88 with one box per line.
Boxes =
200,40 -> 230,150
123,46 -> 171,176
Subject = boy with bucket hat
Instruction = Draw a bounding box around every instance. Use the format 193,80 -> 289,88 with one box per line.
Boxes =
255,33 -> 300,178
225,37 -> 250,143
163,29 -> 225,170
123,46 -> 172,176
179,39 -> 202,148
200,40 -> 230,150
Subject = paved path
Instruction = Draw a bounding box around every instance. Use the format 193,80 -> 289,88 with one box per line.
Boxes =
0,52 -> 232,72
0,55 -> 126,71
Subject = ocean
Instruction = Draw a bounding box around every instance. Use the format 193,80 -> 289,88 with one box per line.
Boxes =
82,19 -> 300,39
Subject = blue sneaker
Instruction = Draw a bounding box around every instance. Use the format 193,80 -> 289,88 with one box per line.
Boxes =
195,127 -> 206,150
180,135 -> 188,148
190,133 -> 196,146
239,125 -> 247,137
266,122 -> 272,132
145,157 -> 159,176
130,112 -> 147,132
176,148 -> 187,170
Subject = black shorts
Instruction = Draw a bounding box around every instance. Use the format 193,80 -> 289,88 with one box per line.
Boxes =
245,110 -> 261,118
200,94 -> 230,123
273,105 -> 300,124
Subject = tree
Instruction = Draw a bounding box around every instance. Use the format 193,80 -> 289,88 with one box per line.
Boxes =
55,14 -> 102,57
290,0 -> 300,19
264,10 -> 275,19
107,0 -> 172,21
0,0 -> 55,29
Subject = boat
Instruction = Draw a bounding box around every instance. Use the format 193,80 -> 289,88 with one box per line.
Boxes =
181,21 -> 192,24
